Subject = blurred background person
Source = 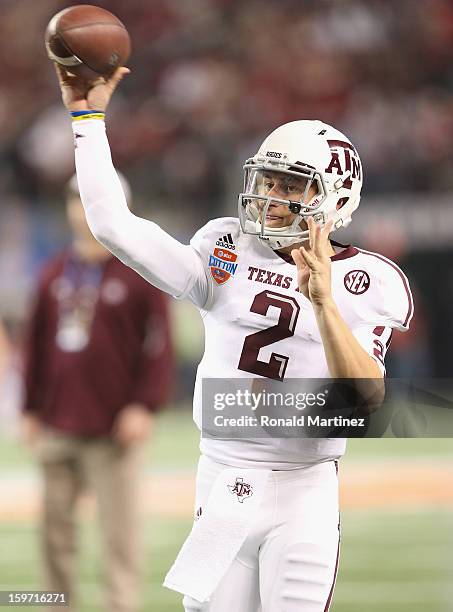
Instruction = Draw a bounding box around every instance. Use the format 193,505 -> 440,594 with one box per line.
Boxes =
20,173 -> 174,612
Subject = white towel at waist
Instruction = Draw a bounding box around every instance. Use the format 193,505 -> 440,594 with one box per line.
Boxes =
164,466 -> 270,602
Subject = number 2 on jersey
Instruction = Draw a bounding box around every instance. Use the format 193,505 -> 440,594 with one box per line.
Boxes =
238,290 -> 300,381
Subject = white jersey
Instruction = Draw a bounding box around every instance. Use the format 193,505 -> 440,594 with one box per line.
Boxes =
72,119 -> 413,469
186,217 -> 412,467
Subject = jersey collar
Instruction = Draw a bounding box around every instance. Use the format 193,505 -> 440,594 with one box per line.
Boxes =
275,240 -> 359,265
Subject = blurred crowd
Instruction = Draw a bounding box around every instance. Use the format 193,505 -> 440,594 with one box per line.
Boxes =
2,0 -> 453,207
1,0 -> 453,386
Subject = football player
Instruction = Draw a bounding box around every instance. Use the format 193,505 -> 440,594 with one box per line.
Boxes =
54,66 -> 413,612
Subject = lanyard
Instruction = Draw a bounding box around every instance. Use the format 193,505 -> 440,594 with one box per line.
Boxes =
58,251 -> 104,317
55,252 -> 105,352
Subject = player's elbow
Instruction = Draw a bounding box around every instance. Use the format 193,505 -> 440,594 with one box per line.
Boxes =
86,214 -> 120,249
358,377 -> 385,415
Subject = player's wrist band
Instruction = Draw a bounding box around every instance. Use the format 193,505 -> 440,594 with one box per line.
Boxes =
71,110 -> 105,121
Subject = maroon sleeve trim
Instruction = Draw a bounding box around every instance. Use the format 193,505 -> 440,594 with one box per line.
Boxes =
357,249 -> 414,328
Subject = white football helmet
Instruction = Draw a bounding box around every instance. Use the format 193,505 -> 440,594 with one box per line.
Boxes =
238,120 -> 363,249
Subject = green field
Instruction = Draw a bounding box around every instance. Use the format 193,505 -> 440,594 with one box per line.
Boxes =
1,509 -> 452,612
1,409 -> 453,611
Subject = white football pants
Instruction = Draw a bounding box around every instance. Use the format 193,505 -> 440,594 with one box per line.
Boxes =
183,455 -> 340,612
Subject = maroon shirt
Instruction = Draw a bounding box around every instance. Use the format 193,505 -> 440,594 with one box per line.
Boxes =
23,250 -> 174,436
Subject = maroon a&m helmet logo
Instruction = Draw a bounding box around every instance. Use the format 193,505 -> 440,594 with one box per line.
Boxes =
344,270 -> 370,295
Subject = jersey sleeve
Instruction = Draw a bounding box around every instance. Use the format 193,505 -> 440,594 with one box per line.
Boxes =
183,220 -> 220,308
357,253 -> 414,332
349,254 -> 413,374
376,260 -> 414,331
183,216 -> 240,309
72,119 -> 210,307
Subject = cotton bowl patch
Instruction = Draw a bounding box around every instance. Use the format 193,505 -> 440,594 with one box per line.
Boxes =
209,248 -> 238,285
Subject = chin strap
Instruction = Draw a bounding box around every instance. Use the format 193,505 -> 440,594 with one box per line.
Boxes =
258,235 -> 306,250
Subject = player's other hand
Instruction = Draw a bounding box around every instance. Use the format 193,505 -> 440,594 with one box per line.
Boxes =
112,403 -> 154,446
292,217 -> 334,306
54,63 -> 130,112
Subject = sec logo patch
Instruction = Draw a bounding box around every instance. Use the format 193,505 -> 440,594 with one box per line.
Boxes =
344,270 -> 370,295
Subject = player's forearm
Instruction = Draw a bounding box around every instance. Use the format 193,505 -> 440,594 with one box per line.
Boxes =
71,118 -> 206,299
314,299 -> 383,380
73,117 -> 130,240
73,118 -> 161,283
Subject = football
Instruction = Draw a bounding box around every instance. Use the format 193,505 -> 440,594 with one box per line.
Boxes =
45,4 -> 131,80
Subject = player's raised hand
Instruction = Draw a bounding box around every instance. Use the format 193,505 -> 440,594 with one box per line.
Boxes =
292,217 -> 334,306
54,63 -> 130,112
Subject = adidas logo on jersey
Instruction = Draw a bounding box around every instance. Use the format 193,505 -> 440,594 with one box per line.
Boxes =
216,233 -> 235,250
